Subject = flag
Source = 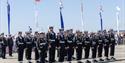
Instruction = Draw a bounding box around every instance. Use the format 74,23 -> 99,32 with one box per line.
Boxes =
60,10 -> 64,29
59,0 -> 64,29
99,12 -> 103,31
7,0 -> 10,34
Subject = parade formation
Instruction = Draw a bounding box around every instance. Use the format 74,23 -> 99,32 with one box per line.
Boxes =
0,0 -> 124,63
0,26 -> 119,63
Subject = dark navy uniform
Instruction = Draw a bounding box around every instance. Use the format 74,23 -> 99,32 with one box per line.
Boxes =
90,33 -> 98,62
74,33 -> 83,60
0,33 -> 7,59
83,34 -> 91,59
33,32 -> 39,62
103,32 -> 110,60
74,31 -> 83,60
38,33 -> 48,63
66,33 -> 75,61
69,29 -> 75,59
7,35 -> 14,57
109,30 -> 116,60
97,32 -> 104,61
46,29 -> 56,62
83,31 -> 91,63
24,33 -> 33,63
57,30 -> 66,62
16,32 -> 25,63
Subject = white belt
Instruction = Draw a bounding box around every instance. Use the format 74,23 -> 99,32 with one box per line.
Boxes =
18,43 -> 24,45
40,43 -> 46,45
60,41 -> 65,43
68,41 -> 72,43
99,40 -> 102,44
26,42 -> 32,44
50,40 -> 55,42
111,38 -> 114,41
92,41 -> 96,45
85,41 -> 89,43
99,40 -> 102,42
105,39 -> 109,42
77,43 -> 82,44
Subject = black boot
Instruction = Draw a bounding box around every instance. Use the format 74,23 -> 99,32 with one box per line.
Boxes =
77,61 -> 83,63
99,58 -> 104,61
105,58 -> 110,61
85,60 -> 91,63
92,59 -> 98,63
111,57 -> 116,61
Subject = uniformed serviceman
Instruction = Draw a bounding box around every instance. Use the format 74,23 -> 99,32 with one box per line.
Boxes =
90,32 -> 98,63
109,29 -> 116,60
83,31 -> 91,63
97,30 -> 104,61
16,32 -> 25,63
66,29 -> 75,61
103,30 -> 110,60
0,33 -> 7,59
74,30 -> 83,60
33,31 -> 40,63
46,26 -> 57,62
37,32 -> 48,63
57,29 -> 66,62
7,34 -> 14,57
69,29 -> 75,59
24,32 -> 34,63
64,30 -> 68,58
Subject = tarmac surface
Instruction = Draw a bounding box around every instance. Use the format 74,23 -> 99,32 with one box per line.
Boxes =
0,45 -> 125,63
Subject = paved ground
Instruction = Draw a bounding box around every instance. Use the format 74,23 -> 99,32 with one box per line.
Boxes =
0,45 -> 125,63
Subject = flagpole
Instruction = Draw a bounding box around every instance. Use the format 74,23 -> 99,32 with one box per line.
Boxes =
7,0 -> 10,34
80,0 -> 84,32
34,0 -> 39,31
116,6 -> 120,35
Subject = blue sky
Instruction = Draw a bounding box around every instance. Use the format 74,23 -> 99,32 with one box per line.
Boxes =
0,0 -> 125,34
